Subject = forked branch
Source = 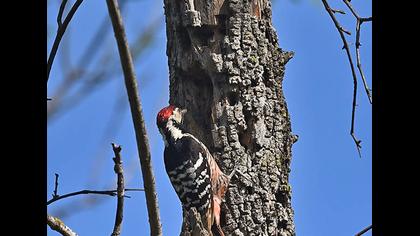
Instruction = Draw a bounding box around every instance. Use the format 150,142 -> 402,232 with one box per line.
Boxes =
321,0 -> 372,158
342,0 -> 373,104
47,0 -> 84,82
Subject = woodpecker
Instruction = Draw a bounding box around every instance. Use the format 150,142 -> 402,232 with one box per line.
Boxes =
157,105 -> 232,236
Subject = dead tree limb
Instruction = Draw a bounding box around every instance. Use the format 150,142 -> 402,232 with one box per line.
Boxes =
105,0 -> 162,235
321,0 -> 363,158
111,143 -> 125,236
46,188 -> 144,205
355,224 -> 372,236
47,0 -> 84,82
56,0 -> 68,28
342,0 -> 373,104
47,214 -> 78,236
52,173 -> 59,198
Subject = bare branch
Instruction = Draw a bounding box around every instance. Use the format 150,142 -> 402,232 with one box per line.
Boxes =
57,0 -> 69,28
111,143 -> 125,236
78,0 -> 127,69
355,224 -> 372,236
331,8 -> 346,15
342,0 -> 359,18
105,0 -> 162,234
47,0 -> 84,82
47,214 -> 78,236
361,17 -> 372,23
46,188 -> 144,205
321,0 -> 363,157
51,156 -> 145,219
351,131 -> 362,158
355,20 -> 372,104
342,0 -> 373,104
342,0 -> 372,23
340,26 -> 352,35
53,173 -> 59,199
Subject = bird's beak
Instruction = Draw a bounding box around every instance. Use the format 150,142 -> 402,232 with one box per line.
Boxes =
181,108 -> 187,116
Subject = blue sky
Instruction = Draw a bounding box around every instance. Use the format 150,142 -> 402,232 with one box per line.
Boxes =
47,0 -> 372,235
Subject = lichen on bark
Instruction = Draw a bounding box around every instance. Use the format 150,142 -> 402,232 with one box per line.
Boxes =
163,0 -> 297,235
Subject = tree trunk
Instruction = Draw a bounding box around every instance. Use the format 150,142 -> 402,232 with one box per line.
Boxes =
163,0 -> 296,235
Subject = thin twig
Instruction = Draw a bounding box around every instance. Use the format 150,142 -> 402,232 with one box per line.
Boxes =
111,143 -> 125,236
53,173 -> 59,198
105,0 -> 162,234
340,26 -> 352,35
355,20 -> 372,104
47,214 -> 78,236
50,157 -> 141,219
342,0 -> 372,23
342,0 -> 373,104
46,188 -> 144,205
57,0 -> 69,28
361,17 -> 372,23
321,0 -> 362,158
47,0 -> 84,82
331,8 -> 346,15
355,224 -> 372,236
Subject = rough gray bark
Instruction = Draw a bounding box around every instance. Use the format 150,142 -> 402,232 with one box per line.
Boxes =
163,0 -> 297,235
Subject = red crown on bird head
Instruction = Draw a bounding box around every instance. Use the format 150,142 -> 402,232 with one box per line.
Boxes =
157,105 -> 176,126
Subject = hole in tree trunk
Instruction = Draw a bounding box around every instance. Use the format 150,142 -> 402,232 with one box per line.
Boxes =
275,187 -> 288,204
239,129 -> 252,151
277,219 -> 288,231
246,186 -> 254,195
190,26 -> 215,46
227,92 -> 239,106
